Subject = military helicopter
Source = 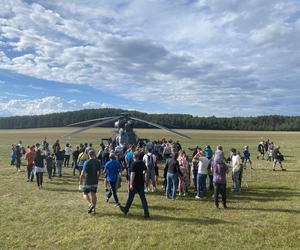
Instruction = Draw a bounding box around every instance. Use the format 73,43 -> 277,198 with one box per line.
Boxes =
63,112 -> 191,145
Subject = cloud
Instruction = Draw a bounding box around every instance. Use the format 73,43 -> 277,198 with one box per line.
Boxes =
0,0 -> 299,116
0,96 -> 111,116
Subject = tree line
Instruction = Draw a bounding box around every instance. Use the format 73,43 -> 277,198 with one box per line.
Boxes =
0,108 -> 299,131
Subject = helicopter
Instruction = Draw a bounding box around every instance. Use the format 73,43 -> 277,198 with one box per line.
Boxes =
63,112 -> 191,146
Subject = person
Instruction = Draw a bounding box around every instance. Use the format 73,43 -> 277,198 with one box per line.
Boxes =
231,148 -> 242,193
191,155 -> 199,192
10,144 -> 16,166
204,145 -> 213,159
15,145 -> 22,171
77,148 -> 89,176
55,149 -> 64,177
125,147 -> 134,185
243,146 -> 252,169
64,143 -> 72,168
257,140 -> 265,160
178,150 -> 189,196
72,146 -> 80,176
165,152 -> 182,200
25,145 -> 35,182
52,139 -> 60,154
267,142 -> 274,161
194,150 -> 209,198
104,153 -> 122,207
212,146 -> 229,209
80,150 -> 101,214
272,146 -> 286,171
143,149 -> 157,192
214,145 -> 226,164
34,149 -> 45,189
120,151 -> 150,218
46,152 -> 53,179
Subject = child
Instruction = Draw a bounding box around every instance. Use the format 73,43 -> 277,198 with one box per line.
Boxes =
243,146 -> 252,169
46,153 -> 53,179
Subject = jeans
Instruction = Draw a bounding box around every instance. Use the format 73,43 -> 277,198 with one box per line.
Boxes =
197,173 -> 207,197
208,174 -> 213,191
214,183 -> 227,207
166,172 -> 178,199
72,161 -> 78,176
36,172 -> 43,187
27,164 -> 34,181
107,181 -> 119,204
56,160 -> 62,176
64,155 -> 70,167
124,186 -> 149,217
192,169 -> 198,191
232,171 -> 240,192
16,158 -> 21,170
47,165 -> 52,179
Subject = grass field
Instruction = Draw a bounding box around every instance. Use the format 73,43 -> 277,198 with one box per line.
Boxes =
0,128 -> 299,249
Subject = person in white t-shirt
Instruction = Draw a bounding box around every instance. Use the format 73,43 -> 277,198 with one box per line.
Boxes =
64,143 -> 72,168
193,150 -> 210,199
143,149 -> 157,192
231,148 -> 242,192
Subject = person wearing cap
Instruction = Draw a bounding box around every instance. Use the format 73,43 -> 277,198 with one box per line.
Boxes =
104,153 -> 122,207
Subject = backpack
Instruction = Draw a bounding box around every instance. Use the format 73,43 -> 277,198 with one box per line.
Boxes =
146,154 -> 155,170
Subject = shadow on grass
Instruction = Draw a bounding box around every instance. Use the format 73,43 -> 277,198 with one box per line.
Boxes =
229,187 -> 300,203
45,187 -> 78,193
96,211 -> 230,225
131,204 -> 187,211
228,207 -> 300,214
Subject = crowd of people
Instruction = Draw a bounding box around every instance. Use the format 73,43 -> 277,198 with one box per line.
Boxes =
9,137 -> 286,217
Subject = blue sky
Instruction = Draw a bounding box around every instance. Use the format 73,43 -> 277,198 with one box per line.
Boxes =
0,0 -> 300,117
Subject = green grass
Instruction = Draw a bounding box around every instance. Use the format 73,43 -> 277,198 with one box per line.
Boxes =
0,128 -> 299,249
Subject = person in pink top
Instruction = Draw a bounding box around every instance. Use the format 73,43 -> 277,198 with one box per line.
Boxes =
177,150 -> 189,196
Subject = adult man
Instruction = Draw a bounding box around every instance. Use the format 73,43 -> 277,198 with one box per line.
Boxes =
120,151 -> 150,218
272,146 -> 286,171
104,153 -> 122,207
80,150 -> 101,214
143,149 -> 157,192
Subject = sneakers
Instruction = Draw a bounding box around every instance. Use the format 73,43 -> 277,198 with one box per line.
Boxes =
195,195 -> 201,199
120,206 -> 127,215
88,204 -> 95,214
114,203 -> 120,208
144,188 -> 149,193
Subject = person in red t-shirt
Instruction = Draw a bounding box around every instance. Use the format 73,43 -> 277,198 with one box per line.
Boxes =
25,146 -> 35,182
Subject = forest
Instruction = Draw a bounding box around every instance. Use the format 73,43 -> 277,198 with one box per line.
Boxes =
0,108 -> 299,131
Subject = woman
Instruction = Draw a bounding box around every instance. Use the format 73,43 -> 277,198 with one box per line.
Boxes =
64,143 -> 72,168
178,150 -> 189,196
34,149 -> 45,189
165,152 -> 182,200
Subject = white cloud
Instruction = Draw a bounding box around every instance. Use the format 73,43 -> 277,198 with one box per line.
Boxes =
0,0 -> 299,116
0,96 -> 111,116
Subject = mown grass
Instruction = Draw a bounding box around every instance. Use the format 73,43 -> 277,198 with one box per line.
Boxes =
0,128 -> 299,249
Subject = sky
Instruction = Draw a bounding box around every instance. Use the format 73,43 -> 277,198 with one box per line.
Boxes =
0,0 -> 300,117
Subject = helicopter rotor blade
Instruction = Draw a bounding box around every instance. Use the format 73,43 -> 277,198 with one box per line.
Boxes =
129,117 -> 191,139
66,116 -> 120,127
62,116 -> 121,138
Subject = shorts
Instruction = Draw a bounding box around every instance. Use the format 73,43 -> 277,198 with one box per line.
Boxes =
83,184 -> 98,194
273,158 -> 281,164
145,169 -> 156,183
